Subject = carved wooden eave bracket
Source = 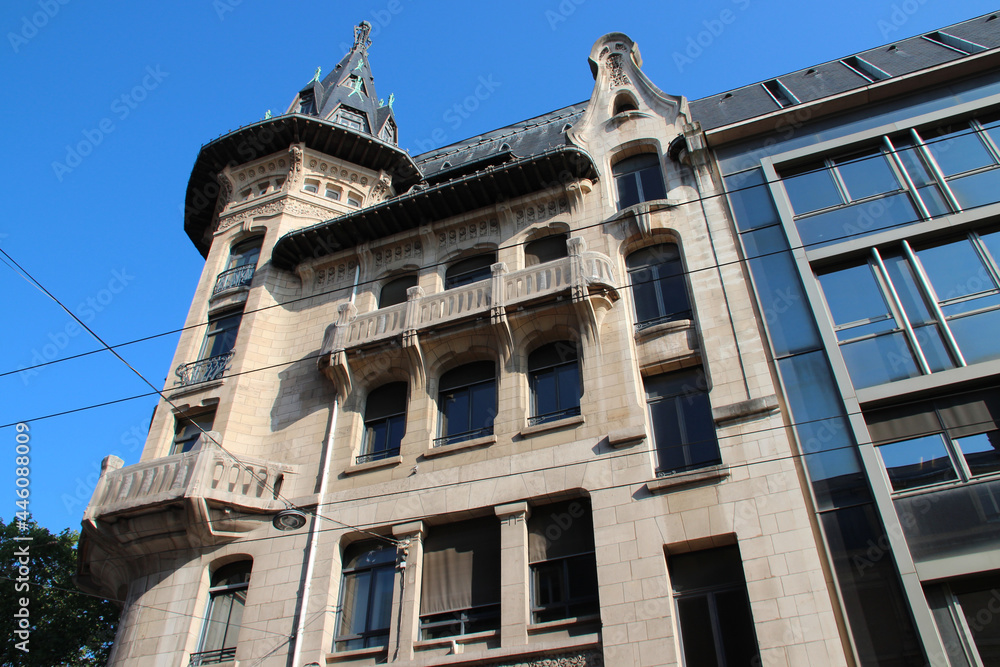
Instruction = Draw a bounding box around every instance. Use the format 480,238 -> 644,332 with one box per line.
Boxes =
318,303 -> 358,402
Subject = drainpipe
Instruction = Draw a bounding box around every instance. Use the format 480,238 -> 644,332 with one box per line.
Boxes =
289,262 -> 361,666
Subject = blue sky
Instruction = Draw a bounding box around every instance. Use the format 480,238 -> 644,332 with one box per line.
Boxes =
2,0 -> 997,532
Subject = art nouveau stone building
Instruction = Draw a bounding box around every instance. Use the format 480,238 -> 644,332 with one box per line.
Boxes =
79,16 -> 1000,667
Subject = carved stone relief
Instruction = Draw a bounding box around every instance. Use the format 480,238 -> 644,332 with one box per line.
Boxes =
607,53 -> 631,88
371,240 -> 422,270
216,199 -> 335,234
513,198 -> 570,231
312,259 -> 358,291
483,650 -> 604,667
437,218 -> 500,248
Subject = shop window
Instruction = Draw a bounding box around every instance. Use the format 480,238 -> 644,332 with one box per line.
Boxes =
645,368 -> 719,476
668,545 -> 760,667
420,518 -> 501,639
524,234 -> 568,266
444,254 -> 496,290
528,499 -> 598,623
626,243 -> 692,330
379,274 -> 417,308
436,362 -> 496,446
613,153 -> 665,210
191,561 -> 251,666
335,542 -> 396,651
528,342 -> 581,426
358,383 -> 407,465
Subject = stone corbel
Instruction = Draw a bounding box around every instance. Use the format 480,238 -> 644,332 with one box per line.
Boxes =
357,241 -> 374,283
564,179 -> 593,214
490,262 -> 513,366
402,285 -> 426,390
567,238 -> 601,353
317,303 -> 357,401
215,168 -> 236,217
287,142 -> 305,191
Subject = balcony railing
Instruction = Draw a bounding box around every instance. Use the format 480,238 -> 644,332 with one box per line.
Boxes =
329,252 -> 617,352
355,448 -> 400,465
175,351 -> 235,387
190,647 -> 236,666
212,264 -> 255,296
527,405 -> 581,427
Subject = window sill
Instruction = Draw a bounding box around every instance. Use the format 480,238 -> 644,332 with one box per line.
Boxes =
208,285 -> 250,309
647,464 -> 729,494
527,614 -> 602,635
343,455 -> 402,476
423,435 -> 497,458
520,414 -> 584,438
634,318 -> 693,340
167,378 -> 225,400
327,645 -> 388,663
413,629 -> 498,650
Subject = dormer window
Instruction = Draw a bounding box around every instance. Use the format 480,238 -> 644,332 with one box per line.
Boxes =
379,119 -> 397,145
334,107 -> 368,133
298,93 -> 316,115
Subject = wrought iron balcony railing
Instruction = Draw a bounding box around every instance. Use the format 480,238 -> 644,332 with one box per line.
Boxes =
527,405 -> 581,427
355,448 -> 400,465
175,351 -> 235,386
212,265 -> 255,296
189,646 -> 236,666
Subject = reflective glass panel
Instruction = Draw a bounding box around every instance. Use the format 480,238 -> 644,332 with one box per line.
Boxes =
877,434 -> 957,491
840,333 -> 921,388
836,150 -> 900,200
917,238 -> 996,303
925,126 -> 995,176
795,193 -> 919,248
957,431 -> 1000,477
784,166 -> 842,215
948,168 -> 1000,210
725,170 -> 780,231
817,263 -> 892,328
949,309 -> 1000,364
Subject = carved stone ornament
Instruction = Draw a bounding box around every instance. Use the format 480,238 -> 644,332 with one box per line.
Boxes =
513,198 -> 570,230
607,53 -> 631,88
288,145 -> 304,189
216,198 -> 334,234
483,650 -> 604,667
437,219 -> 500,248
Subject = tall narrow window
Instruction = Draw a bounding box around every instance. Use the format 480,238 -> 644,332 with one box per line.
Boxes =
379,274 -> 417,308
202,309 -> 242,361
172,410 -> 215,455
420,518 -> 501,639
627,244 -> 692,330
436,362 -> 496,446
669,545 -> 760,667
645,368 -> 720,476
528,499 -> 598,623
192,561 -> 251,666
445,254 -> 496,290
528,342 -> 581,426
524,234 -> 568,266
336,542 -> 396,651
359,383 -> 407,464
613,153 -> 666,210
214,237 -> 262,295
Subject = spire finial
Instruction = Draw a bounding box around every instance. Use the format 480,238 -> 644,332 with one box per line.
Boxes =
354,21 -> 372,52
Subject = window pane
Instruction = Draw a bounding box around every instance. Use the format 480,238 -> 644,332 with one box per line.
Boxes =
957,431 -> 1000,477
342,570 -> 372,637
469,381 -> 496,434
917,238 -> 996,303
369,566 -> 395,635
840,332 -> 921,389
980,228 -> 1000,267
795,193 -> 919,248
911,323 -> 956,372
917,184 -> 952,217
817,263 -> 892,328
784,166 -> 842,215
525,235 -> 568,265
556,364 -> 580,411
836,151 -> 901,201
715,588 -> 761,667
925,126 -> 995,176
676,596 -> 720,667
445,255 -> 495,289
533,369 -> 558,416
893,137 -> 937,187
725,170 -> 780,232
639,165 -> 666,201
877,434 -> 957,491
616,173 -> 640,209
956,585 -> 1000,664
380,275 -> 417,308
948,168 -> 1000,210
881,252 -> 934,324
441,390 -> 470,436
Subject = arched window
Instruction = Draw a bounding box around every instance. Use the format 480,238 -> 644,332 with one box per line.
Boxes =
644,367 -> 719,475
524,235 -> 568,266
613,153 -> 666,209
336,542 -> 396,651
379,275 -> 418,308
193,561 -> 251,665
214,237 -> 263,295
528,342 -> 581,425
359,383 -> 407,464
445,254 -> 496,289
528,499 -> 598,622
437,361 -> 496,446
613,93 -> 639,115
626,243 -> 692,330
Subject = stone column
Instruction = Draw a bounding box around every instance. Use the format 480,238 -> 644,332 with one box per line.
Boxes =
495,502 -> 530,647
389,521 -> 424,662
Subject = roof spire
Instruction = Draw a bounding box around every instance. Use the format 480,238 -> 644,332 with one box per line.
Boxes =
354,21 -> 372,52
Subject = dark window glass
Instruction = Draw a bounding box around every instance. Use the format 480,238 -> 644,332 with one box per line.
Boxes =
420,518 -> 500,639
528,500 -> 598,623
298,94 -> 315,115
228,237 -> 262,270
360,383 -> 407,464
445,254 -> 495,290
528,342 -> 580,425
645,368 -> 719,475
877,434 -> 958,491
783,162 -> 842,215
195,562 -> 251,664
952,574 -> 1000,665
437,362 -> 496,446
336,543 -> 396,651
172,411 -> 215,455
335,106 -> 368,132
725,170 -> 779,232
835,149 -> 901,201
202,310 -> 242,360
379,275 -> 417,308
669,545 -> 759,667
627,244 -> 691,329
613,153 -> 666,210
524,235 -> 568,266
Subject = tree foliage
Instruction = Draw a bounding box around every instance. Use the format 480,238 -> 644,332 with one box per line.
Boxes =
0,518 -> 119,666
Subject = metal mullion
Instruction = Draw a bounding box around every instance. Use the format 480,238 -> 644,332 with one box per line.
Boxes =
973,119 -> 1000,164
949,591 -> 988,667
910,128 -> 962,212
902,240 -> 967,367
871,247 -> 931,374
827,158 -> 852,203
883,136 -> 932,220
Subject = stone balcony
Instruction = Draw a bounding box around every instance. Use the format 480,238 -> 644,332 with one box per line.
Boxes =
318,243 -> 619,397
82,439 -> 295,556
